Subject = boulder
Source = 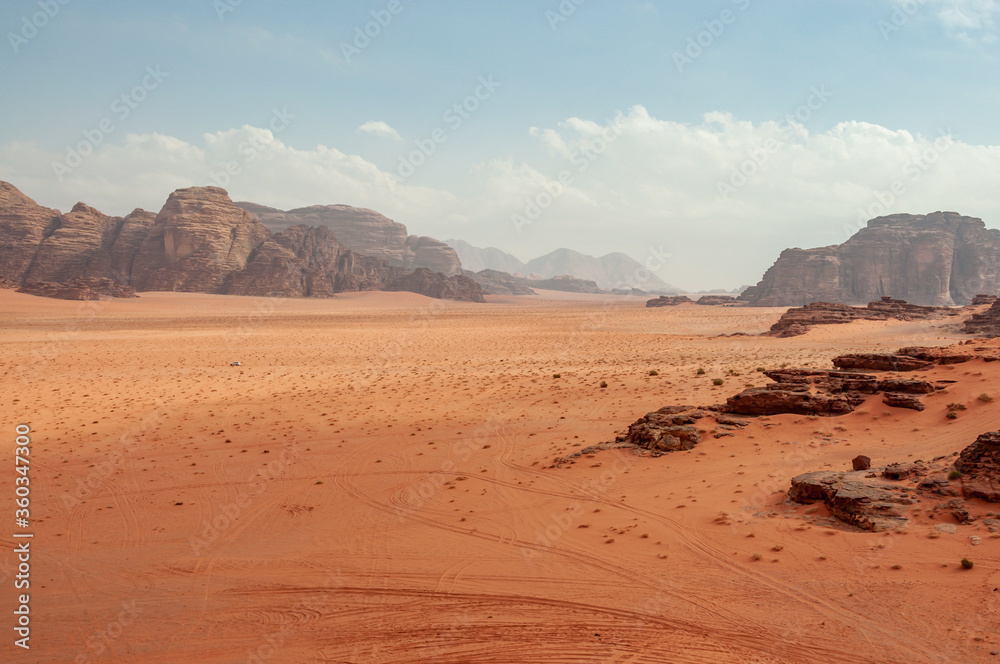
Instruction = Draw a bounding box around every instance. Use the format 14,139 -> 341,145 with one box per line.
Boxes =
852,455 -> 872,471
882,393 -> 926,411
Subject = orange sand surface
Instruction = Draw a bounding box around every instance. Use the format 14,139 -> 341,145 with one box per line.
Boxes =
1,289 -> 998,663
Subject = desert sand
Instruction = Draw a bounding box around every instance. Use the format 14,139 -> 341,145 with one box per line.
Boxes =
2,289 -> 998,663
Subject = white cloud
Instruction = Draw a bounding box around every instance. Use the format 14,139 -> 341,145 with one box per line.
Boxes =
921,0 -> 999,40
358,121 -> 403,141
2,107 -> 999,290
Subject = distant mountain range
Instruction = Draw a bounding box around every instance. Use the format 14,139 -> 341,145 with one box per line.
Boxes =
446,240 -> 675,292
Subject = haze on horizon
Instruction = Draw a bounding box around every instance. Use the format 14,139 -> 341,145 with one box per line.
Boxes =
1,0 -> 999,291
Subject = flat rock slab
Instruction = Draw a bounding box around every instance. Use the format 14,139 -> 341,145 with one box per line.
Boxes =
789,470 -> 917,532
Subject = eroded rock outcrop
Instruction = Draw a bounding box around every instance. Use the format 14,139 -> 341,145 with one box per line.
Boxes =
611,406 -> 748,456
0,181 -> 65,282
956,431 -> 1000,502
235,202 -> 462,275
696,295 -> 737,306
832,353 -> 933,372
789,471 -> 916,532
741,212 -> 1000,306
17,277 -> 137,300
646,295 -> 693,307
964,298 -> 1000,338
768,297 -> 953,338
132,187 -> 272,293
462,269 -> 535,296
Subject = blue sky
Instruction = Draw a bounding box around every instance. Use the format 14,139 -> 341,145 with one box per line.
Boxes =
2,0 -> 999,290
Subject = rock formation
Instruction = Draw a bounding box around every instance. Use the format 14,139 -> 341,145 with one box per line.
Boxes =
696,295 -> 737,306
789,471 -> 917,532
646,295 -> 693,307
768,297 -> 955,338
236,202 -> 462,275
832,353 -> 933,372
0,182 -> 483,302
964,298 -> 1000,338
956,431 -> 1000,502
741,212 -> 1000,306
17,277 -> 137,300
523,274 -> 605,294
462,269 -> 535,296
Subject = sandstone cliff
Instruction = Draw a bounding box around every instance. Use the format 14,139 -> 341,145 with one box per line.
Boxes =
0,182 -> 483,302
741,212 -> 1000,306
236,202 -> 462,275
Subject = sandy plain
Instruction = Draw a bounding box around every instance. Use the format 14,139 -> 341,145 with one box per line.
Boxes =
1,288 -> 998,663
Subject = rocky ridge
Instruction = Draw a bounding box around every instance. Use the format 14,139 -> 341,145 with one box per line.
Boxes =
236,202 -> 462,276
0,182 -> 483,302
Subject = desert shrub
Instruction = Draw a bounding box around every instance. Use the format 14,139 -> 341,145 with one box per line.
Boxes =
978,393 -> 993,402
649,370 -> 658,376
696,368 -> 706,375
756,367 -> 766,372
948,470 -> 962,480
961,558 -> 974,570
712,378 -> 724,386
947,402 -> 967,411
553,373 -> 561,379
946,411 -> 958,420
600,381 -> 608,388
